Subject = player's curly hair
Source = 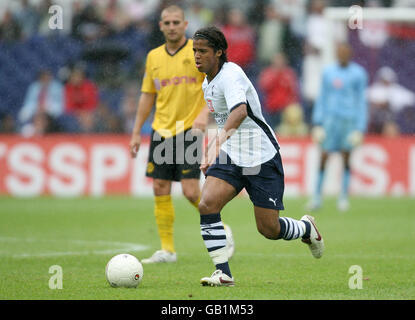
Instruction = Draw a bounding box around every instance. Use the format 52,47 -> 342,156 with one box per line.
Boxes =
193,26 -> 228,67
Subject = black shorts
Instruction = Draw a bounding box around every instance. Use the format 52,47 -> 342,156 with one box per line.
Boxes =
206,151 -> 285,210
146,129 -> 202,181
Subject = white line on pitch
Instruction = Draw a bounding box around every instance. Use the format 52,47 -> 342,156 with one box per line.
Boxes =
0,237 -> 150,258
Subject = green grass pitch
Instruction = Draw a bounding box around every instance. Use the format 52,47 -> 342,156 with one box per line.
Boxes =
0,195 -> 414,300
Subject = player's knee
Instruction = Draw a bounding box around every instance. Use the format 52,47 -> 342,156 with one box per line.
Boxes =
182,188 -> 199,204
198,197 -> 216,215
153,182 -> 170,196
198,199 -> 209,214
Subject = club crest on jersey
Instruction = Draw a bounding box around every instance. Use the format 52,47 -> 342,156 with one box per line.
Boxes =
332,78 -> 343,89
146,162 -> 155,174
207,99 -> 214,112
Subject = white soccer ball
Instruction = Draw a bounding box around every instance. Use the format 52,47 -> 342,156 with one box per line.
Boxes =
105,254 -> 143,288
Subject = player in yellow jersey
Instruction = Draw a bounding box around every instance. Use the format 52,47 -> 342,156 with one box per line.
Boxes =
129,5 -> 234,264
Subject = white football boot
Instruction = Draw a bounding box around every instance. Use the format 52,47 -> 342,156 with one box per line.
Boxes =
141,250 -> 177,264
301,215 -> 324,259
200,270 -> 235,287
306,197 -> 322,212
337,197 -> 350,212
224,224 -> 235,260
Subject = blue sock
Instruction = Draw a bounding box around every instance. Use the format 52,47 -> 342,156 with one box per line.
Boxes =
315,170 -> 325,202
200,213 -> 232,278
341,168 -> 350,200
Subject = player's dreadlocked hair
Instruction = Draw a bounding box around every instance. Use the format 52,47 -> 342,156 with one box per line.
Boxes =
193,26 -> 228,67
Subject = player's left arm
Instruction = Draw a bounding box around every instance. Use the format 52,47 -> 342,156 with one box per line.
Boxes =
201,103 -> 247,173
218,103 -> 248,145
349,69 -> 369,147
216,71 -> 249,149
311,68 -> 329,143
356,69 -> 369,133
201,71 -> 248,173
201,103 -> 247,175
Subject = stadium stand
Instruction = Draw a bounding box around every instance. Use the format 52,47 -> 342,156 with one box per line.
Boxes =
0,0 -> 414,136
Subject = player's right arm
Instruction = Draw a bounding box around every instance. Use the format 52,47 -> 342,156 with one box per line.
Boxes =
311,68 -> 329,143
129,92 -> 156,158
347,67 -> 369,147
312,68 -> 328,127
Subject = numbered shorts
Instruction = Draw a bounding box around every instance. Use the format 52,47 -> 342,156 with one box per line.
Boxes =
146,129 -> 202,181
206,151 -> 285,210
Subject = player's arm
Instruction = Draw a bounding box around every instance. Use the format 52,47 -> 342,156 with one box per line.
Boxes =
192,70 -> 211,133
192,104 -> 209,133
311,69 -> 328,143
312,69 -> 328,126
129,92 -> 156,158
355,70 -> 369,133
219,72 -> 249,143
348,69 -> 369,147
201,104 -> 247,174
218,104 -> 247,145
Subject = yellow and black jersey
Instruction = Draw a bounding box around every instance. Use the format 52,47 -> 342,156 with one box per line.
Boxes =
141,39 -> 205,137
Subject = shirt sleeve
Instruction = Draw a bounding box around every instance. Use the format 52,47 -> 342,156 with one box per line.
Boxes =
141,54 -> 156,93
355,68 -> 369,132
312,68 -> 328,126
222,69 -> 247,112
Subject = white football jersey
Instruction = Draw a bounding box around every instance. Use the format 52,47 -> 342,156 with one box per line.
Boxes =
202,62 -> 280,167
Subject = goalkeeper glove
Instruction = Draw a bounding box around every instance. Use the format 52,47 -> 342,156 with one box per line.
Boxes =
311,126 -> 326,144
347,131 -> 363,147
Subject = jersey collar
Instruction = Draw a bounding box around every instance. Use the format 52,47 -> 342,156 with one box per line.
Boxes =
165,39 -> 188,57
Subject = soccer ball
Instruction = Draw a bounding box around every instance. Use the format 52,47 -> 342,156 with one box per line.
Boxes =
105,254 -> 143,288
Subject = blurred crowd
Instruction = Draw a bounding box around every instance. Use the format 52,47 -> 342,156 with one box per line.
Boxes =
0,0 -> 415,137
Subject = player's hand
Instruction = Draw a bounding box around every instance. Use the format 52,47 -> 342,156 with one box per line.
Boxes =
192,105 -> 209,133
347,131 -> 363,147
200,137 -> 220,175
129,133 -> 141,158
192,114 -> 208,133
192,118 -> 207,133
311,126 -> 326,144
200,162 -> 209,176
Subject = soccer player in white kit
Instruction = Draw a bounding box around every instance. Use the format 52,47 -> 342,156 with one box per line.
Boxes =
192,26 -> 325,287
